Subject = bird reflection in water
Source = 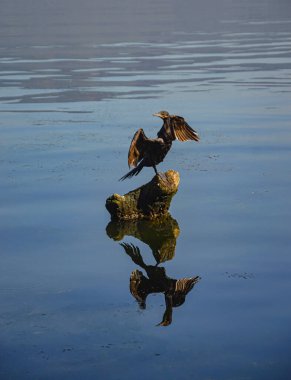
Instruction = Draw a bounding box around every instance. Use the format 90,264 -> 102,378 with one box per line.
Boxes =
106,215 -> 200,326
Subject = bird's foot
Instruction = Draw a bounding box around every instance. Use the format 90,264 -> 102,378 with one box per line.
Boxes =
153,168 -> 169,184
157,172 -> 169,184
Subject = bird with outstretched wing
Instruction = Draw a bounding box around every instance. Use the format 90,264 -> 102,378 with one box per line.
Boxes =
120,111 -> 199,180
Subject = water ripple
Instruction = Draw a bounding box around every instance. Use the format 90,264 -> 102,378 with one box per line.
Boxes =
0,31 -> 291,104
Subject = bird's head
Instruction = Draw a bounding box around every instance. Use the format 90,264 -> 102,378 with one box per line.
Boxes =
153,110 -> 170,119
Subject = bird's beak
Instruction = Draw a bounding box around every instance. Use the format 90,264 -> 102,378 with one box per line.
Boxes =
153,113 -> 161,118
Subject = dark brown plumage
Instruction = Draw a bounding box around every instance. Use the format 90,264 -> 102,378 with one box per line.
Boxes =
119,111 -> 199,180
120,242 -> 200,326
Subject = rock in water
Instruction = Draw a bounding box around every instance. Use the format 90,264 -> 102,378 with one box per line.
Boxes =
106,170 -> 180,220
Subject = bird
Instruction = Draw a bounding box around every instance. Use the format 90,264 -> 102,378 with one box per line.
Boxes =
119,110 -> 199,180
120,242 -> 200,326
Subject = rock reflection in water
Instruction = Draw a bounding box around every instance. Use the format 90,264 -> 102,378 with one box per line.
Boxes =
106,214 -> 180,264
106,215 -> 200,326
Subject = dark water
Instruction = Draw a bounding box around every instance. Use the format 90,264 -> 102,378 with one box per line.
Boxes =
1,0 -> 291,379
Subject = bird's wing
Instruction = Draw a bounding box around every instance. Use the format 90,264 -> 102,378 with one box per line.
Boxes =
170,115 -> 200,142
128,128 -> 148,168
119,242 -> 146,268
174,276 -> 200,295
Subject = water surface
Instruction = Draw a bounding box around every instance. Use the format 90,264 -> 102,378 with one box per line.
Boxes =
1,0 -> 291,379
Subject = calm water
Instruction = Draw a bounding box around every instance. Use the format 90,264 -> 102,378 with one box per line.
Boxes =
1,0 -> 291,379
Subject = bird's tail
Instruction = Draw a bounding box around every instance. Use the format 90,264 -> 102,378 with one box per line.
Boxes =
119,162 -> 144,181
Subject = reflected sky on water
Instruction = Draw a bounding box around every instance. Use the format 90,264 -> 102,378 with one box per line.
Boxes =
0,0 -> 291,379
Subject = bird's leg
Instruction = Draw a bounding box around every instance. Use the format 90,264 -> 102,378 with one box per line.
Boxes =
153,164 -> 168,183
153,165 -> 158,175
153,165 -> 168,185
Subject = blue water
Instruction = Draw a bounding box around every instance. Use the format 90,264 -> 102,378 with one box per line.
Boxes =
1,0 -> 291,379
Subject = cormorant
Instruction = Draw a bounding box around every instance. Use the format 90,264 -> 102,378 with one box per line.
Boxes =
119,111 -> 199,180
120,242 -> 200,326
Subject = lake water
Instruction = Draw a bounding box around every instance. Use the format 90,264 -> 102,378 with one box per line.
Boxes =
1,0 -> 291,379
